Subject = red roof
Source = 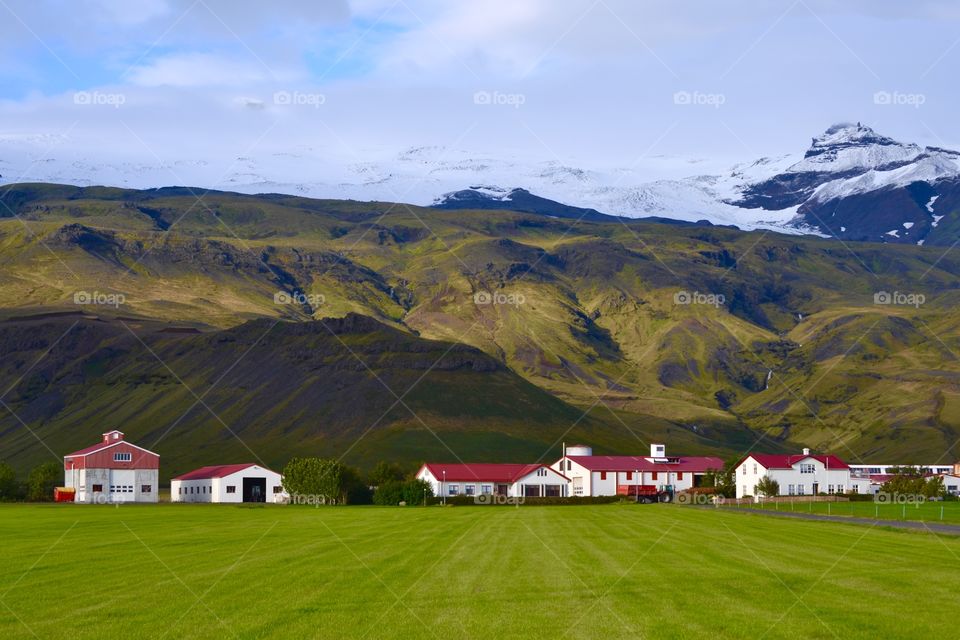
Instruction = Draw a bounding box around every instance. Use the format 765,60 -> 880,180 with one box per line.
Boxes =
566,455 -> 725,473
64,438 -> 158,459
419,463 -> 568,483
746,454 -> 849,470
172,464 -> 266,481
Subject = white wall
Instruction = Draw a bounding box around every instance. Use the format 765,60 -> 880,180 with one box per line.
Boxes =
68,468 -> 158,503
736,456 -> 851,498
172,466 -> 286,503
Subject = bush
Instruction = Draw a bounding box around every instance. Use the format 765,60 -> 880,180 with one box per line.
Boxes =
0,462 -> 19,501
282,458 -> 368,505
373,479 -> 433,506
27,462 -> 61,502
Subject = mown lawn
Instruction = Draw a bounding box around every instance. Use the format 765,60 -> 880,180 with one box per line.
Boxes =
723,498 -> 960,524
1,503 -> 959,639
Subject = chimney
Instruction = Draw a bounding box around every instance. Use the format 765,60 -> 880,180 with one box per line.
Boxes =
651,443 -> 666,458
802,447 -> 810,456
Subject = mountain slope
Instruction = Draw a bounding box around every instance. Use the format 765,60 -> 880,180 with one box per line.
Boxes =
0,184 -> 958,466
2,312 -> 730,477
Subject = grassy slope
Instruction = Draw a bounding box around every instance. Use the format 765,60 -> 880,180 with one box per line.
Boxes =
1,504 -> 959,639
0,314 -> 701,477
1,184 -> 960,461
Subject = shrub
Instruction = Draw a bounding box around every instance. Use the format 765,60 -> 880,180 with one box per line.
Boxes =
27,462 -> 61,502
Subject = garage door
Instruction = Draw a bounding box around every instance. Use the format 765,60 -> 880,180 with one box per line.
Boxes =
109,470 -> 136,502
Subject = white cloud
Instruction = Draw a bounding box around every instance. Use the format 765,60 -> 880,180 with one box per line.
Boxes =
128,53 -> 282,87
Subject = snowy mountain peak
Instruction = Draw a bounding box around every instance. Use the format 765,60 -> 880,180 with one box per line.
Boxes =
809,122 -> 900,152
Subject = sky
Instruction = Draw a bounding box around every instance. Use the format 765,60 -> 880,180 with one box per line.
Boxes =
1,0 -> 959,183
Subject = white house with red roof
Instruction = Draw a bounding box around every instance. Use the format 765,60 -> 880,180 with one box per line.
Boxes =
63,430 -> 159,503
550,444 -> 724,497
415,463 -> 570,499
735,449 -> 851,498
171,463 -> 287,504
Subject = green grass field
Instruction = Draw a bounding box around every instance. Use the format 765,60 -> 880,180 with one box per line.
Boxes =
723,499 -> 960,524
2,503 -> 959,639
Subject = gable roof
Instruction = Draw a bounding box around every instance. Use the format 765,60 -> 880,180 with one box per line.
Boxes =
172,464 -> 271,481
64,439 -> 159,459
745,454 -> 849,470
565,455 -> 725,473
418,463 -> 568,483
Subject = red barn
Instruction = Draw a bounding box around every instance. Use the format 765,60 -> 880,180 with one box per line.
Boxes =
63,430 -> 159,503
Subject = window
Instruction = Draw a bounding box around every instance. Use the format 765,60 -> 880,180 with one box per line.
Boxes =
92,484 -> 103,492
448,484 -> 459,496
949,485 -> 958,492
752,464 -> 757,474
799,463 -> 815,474
464,485 -> 476,496
797,485 -> 805,495
481,484 -> 492,495
788,484 -> 795,495
178,487 -> 182,495
113,452 -> 132,462
600,472 -> 607,481
226,486 -> 236,494
742,465 -> 747,476
536,468 -> 548,477
566,460 -> 572,471
141,485 -> 151,493
742,485 -> 747,496
852,485 -> 859,494
524,485 -> 541,497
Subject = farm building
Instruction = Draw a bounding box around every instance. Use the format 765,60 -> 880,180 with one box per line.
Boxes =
735,449 -> 851,498
63,430 -> 159,503
171,464 -> 287,503
416,463 -> 570,499
550,444 -> 724,497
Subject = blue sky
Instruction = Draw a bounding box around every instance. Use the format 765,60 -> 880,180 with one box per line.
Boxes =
1,0 -> 959,173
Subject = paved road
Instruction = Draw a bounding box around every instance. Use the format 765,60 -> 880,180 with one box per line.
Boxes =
718,506 -> 960,535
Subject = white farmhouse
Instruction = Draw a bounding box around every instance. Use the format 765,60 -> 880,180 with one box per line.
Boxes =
735,449 -> 851,498
415,463 -> 570,499
550,444 -> 724,497
171,463 -> 287,503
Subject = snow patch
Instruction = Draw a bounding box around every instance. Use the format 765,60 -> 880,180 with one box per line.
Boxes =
926,195 -> 940,212
903,222 -> 914,229
886,229 -> 900,238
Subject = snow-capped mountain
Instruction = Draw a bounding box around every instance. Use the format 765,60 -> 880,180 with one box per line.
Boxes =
730,123 -> 960,244
1,123 -> 956,243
